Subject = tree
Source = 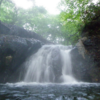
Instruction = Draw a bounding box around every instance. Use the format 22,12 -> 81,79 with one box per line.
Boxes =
59,0 -> 93,44
0,0 -> 64,44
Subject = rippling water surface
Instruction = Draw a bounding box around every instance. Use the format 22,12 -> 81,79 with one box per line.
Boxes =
0,82 -> 100,100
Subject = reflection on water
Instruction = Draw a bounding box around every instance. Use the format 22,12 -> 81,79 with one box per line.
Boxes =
0,82 -> 100,100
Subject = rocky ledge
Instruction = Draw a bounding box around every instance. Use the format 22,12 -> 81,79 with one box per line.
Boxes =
0,22 -> 51,83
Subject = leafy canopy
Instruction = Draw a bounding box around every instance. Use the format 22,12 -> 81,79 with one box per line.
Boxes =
0,0 -> 100,44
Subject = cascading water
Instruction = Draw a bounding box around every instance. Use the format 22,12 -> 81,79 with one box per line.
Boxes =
24,45 -> 76,83
1,46 -> 100,100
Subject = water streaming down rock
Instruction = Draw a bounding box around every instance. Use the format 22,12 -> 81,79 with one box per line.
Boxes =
24,45 -> 76,83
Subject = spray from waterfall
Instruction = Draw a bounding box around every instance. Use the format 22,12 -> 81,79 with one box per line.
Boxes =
24,45 -> 76,83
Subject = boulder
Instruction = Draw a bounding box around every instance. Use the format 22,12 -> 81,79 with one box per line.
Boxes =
50,46 -> 62,82
70,47 -> 93,82
0,22 -> 51,83
0,35 -> 42,83
71,36 -> 100,82
1,22 -> 51,44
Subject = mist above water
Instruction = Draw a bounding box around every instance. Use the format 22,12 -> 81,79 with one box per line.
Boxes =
24,45 -> 76,83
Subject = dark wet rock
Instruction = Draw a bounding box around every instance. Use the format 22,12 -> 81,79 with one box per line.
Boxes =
0,21 -> 51,83
70,47 -> 93,82
71,36 -> 100,82
0,21 -> 10,34
0,35 -> 42,83
81,20 -> 100,37
83,36 -> 100,82
4,23 -> 50,44
83,39 -> 93,46
50,47 -> 62,82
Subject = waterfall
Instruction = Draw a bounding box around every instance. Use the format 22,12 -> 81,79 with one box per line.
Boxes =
24,45 -> 76,83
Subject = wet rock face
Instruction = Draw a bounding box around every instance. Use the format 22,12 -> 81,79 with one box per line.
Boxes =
0,35 -> 42,83
50,47 -> 62,82
71,36 -> 100,82
0,22 -> 51,83
83,36 -> 100,82
70,47 -> 93,82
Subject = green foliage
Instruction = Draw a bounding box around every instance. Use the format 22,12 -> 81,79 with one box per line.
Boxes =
81,2 -> 100,36
0,0 -> 15,23
0,0 -> 100,45
59,0 -> 100,44
82,2 -> 100,23
59,0 -> 94,44
0,0 -> 64,44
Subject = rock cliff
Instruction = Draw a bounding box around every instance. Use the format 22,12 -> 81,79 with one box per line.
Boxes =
0,22 -> 51,83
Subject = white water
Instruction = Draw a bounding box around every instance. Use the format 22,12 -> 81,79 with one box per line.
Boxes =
24,45 -> 76,83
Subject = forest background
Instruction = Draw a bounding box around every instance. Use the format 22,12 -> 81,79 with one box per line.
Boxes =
0,0 -> 100,45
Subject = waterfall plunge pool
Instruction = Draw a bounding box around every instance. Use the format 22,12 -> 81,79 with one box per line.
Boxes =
0,82 -> 100,100
0,45 -> 100,100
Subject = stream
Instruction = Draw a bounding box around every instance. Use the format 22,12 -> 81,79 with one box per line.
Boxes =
0,45 -> 100,100
0,82 -> 100,100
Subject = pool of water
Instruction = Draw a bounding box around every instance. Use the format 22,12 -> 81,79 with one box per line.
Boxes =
0,82 -> 100,100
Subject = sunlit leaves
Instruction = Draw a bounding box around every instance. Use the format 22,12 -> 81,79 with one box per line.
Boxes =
1,0 -> 97,44
0,0 -> 16,23
58,0 -> 96,44
0,0 -> 64,43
